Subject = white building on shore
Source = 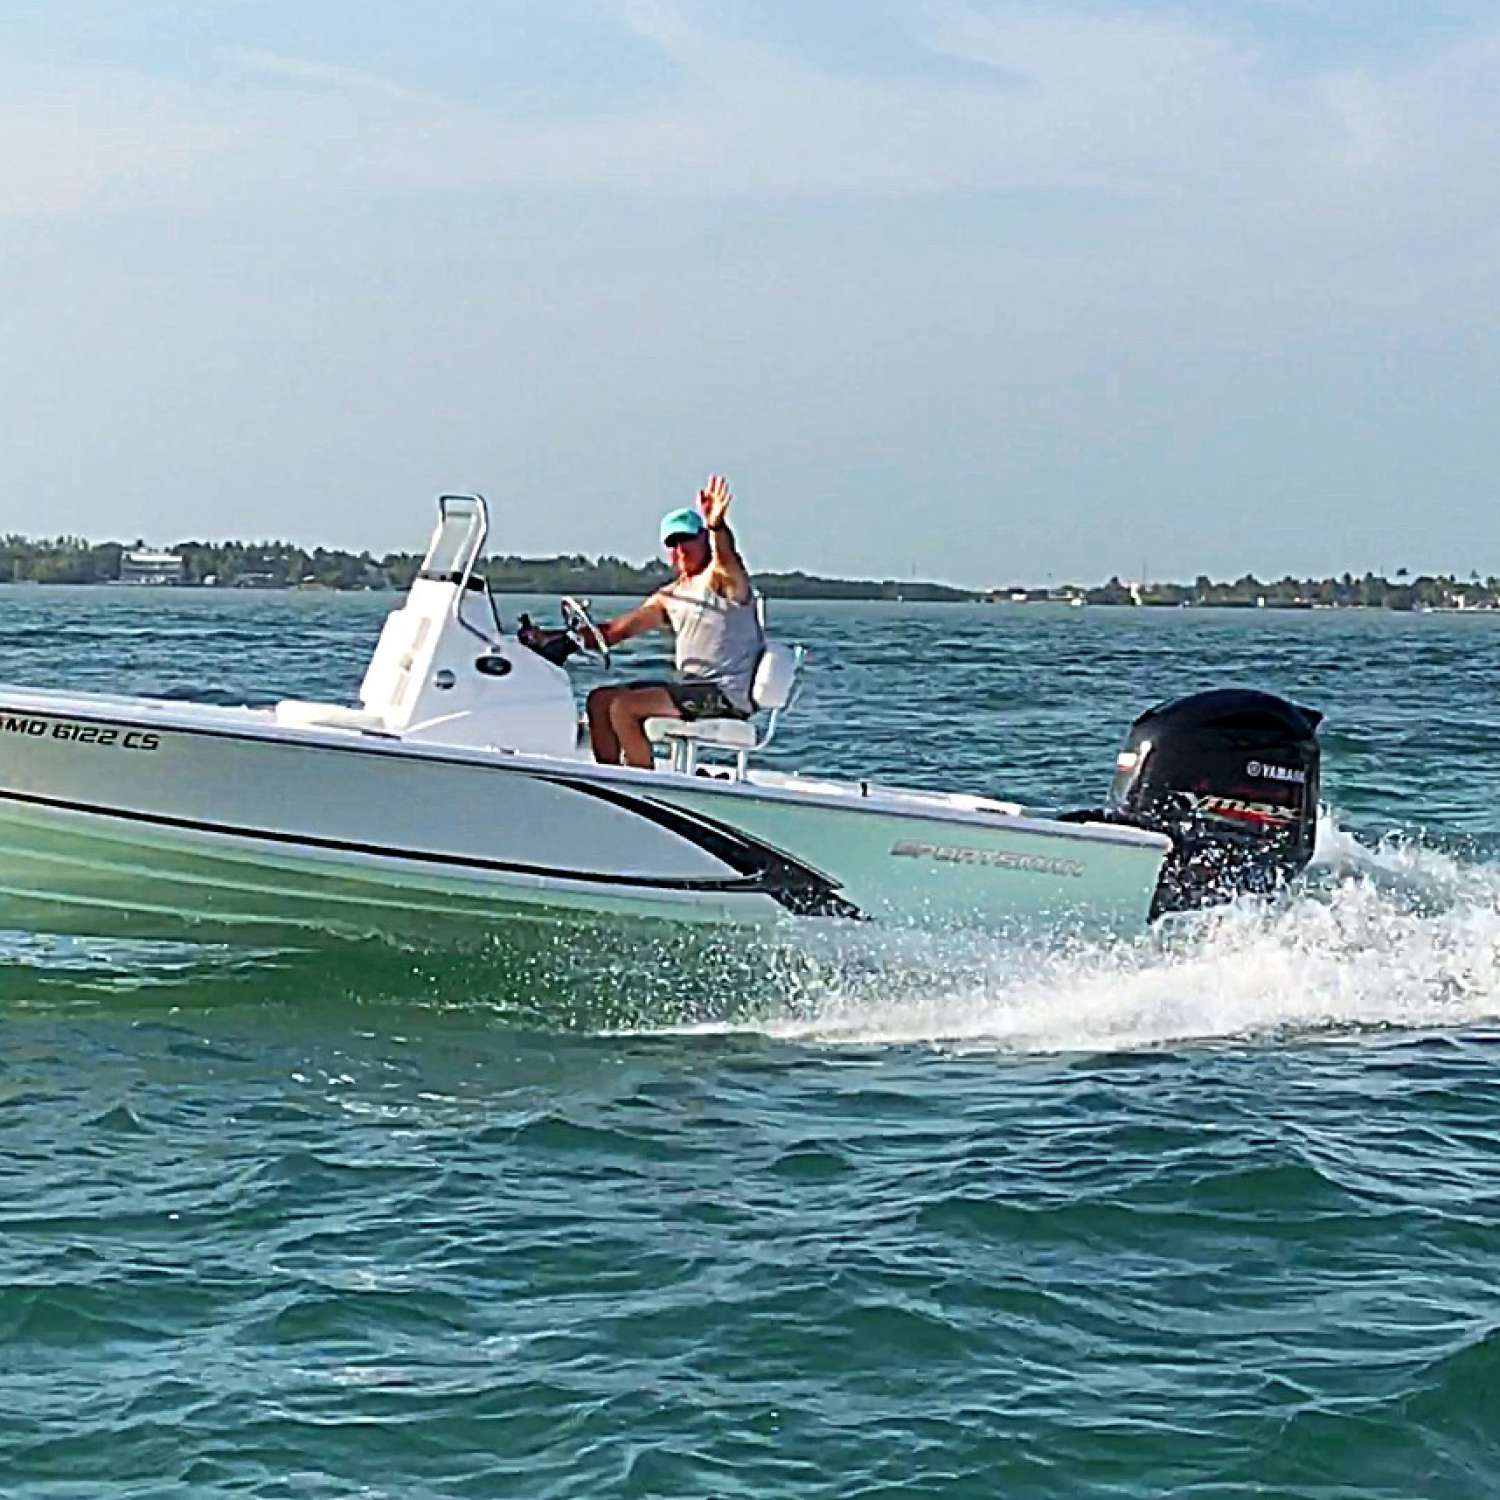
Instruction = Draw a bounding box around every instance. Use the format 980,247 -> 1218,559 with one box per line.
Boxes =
119,549 -> 184,585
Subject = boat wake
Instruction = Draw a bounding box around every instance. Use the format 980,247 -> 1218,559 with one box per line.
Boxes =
0,928 -> 289,1009
6,816 -> 1500,1053
644,814 -> 1500,1052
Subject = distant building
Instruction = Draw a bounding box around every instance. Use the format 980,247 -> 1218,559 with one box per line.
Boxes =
119,549 -> 184,585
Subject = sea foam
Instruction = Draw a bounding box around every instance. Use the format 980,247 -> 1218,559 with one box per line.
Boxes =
658,814 -> 1500,1053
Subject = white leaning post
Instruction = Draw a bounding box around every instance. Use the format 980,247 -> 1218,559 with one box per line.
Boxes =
648,641 -> 804,780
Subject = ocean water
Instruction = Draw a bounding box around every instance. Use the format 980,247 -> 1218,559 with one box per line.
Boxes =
4,585 -> 1500,1497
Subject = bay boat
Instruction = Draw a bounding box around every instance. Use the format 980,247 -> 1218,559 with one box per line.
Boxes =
0,497 -> 1322,947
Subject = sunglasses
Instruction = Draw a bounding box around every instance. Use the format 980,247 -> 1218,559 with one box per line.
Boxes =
664,532 -> 703,549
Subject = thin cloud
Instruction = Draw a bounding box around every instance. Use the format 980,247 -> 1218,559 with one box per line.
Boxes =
618,0 -> 706,57
921,1 -> 1247,82
229,48 -> 426,104
0,69 -> 235,216
1,3 -> 1498,222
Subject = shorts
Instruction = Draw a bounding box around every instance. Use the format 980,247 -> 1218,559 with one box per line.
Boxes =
624,679 -> 751,723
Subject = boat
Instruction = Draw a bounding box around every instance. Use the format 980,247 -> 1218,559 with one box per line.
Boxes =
0,496 -> 1323,947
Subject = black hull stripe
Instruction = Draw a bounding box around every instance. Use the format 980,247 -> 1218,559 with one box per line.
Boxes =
0,708 -> 865,917
0,787 -> 789,898
545,777 -> 862,919
0,697 -> 1149,851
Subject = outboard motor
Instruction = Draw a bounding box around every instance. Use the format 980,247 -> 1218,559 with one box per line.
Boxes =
1107,689 -> 1322,918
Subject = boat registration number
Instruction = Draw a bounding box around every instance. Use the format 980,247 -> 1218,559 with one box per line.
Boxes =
1,715 -> 160,752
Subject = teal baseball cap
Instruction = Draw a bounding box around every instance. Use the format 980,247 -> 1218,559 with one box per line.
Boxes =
659,508 -> 705,546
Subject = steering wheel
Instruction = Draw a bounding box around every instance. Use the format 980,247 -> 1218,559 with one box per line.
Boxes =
560,596 -> 611,669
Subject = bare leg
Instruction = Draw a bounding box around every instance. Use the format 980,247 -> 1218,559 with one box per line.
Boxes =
608,686 -> 680,769
586,687 -> 622,764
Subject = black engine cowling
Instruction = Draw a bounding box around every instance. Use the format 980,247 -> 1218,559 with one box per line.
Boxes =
1106,688 -> 1322,917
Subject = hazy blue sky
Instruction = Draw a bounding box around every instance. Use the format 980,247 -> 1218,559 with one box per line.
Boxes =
3,1 -> 1497,587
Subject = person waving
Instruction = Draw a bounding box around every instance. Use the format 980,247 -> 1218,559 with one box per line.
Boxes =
583,474 -> 763,768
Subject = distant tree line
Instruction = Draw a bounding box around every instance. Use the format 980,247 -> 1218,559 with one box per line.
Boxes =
0,534 -> 974,601
1002,570 -> 1500,610
4,536 -> 1493,609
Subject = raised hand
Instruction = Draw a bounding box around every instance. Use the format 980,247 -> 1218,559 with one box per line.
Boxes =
698,474 -> 732,529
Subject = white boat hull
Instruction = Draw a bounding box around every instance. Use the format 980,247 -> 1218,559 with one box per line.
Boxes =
0,687 -> 1170,946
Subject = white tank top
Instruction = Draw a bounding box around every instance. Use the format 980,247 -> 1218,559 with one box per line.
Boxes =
660,571 -> 764,713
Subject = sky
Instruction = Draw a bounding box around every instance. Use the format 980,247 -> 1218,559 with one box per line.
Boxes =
2,0 -> 1498,589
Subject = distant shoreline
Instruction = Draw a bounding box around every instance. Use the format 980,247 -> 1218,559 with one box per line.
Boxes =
6,581 -> 1499,616
0,578 -> 973,603
2,539 -> 1495,611
0,575 -> 975,603
1,539 -> 973,602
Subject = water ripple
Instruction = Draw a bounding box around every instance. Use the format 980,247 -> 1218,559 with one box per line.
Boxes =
7,593 -> 1500,1495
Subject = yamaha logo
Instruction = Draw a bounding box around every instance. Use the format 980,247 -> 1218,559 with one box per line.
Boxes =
1245,760 -> 1305,785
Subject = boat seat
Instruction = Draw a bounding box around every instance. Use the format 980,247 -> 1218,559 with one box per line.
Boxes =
274,699 -> 388,733
645,716 -> 758,751
645,641 -> 803,779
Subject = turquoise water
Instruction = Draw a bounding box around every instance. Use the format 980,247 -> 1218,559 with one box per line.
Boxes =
4,586 -> 1500,1497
